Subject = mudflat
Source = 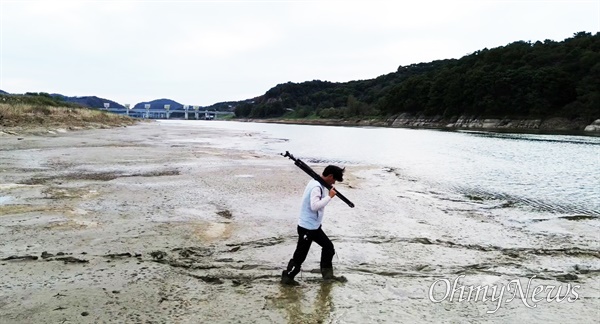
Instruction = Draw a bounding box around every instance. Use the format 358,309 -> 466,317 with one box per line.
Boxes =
0,122 -> 598,323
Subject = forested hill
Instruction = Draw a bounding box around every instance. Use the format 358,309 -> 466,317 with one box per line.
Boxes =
234,32 -> 599,123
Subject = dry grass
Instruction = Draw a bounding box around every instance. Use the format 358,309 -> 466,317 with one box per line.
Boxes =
0,103 -> 138,129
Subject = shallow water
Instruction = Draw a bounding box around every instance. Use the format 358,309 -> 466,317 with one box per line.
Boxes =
161,120 -> 600,218
1,122 -> 598,323
160,120 -> 599,322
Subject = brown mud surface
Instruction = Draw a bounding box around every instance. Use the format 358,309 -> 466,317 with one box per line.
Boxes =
0,122 -> 598,323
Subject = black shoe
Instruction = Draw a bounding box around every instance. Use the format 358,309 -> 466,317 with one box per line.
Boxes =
281,270 -> 300,286
321,268 -> 347,283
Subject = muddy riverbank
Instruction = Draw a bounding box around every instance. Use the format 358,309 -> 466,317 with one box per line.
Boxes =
0,121 -> 598,323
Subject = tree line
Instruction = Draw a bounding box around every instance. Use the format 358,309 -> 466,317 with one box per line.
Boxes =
234,32 -> 599,122
0,92 -> 81,108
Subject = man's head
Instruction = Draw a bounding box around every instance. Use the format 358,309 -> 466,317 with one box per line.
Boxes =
322,165 -> 345,185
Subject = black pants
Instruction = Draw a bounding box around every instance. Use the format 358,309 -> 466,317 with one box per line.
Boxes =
287,225 -> 335,277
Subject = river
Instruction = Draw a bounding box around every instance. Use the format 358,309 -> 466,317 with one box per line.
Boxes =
1,120 -> 598,322
163,120 -> 600,218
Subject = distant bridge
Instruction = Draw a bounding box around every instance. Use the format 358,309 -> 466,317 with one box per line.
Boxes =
101,107 -> 234,120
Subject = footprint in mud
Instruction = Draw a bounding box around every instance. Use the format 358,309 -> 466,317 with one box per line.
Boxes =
225,237 -> 286,250
184,273 -> 224,284
216,210 -> 233,219
172,247 -> 213,258
240,264 -> 260,270
238,264 -> 279,271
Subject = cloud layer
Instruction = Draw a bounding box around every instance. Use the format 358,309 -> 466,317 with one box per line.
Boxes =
2,0 -> 599,106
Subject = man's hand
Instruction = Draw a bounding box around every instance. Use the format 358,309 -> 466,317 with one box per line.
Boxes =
329,187 -> 337,198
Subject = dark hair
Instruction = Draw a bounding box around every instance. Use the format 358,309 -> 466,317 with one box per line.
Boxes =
323,165 -> 345,182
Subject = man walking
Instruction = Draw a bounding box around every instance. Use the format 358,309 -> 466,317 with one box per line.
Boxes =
281,165 -> 347,285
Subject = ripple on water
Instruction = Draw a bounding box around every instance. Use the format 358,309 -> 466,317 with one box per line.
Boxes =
453,186 -> 600,217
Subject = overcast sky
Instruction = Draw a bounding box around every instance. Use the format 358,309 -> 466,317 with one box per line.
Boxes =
1,0 -> 599,107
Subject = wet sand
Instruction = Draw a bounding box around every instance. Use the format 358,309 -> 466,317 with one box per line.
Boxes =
0,122 -> 598,323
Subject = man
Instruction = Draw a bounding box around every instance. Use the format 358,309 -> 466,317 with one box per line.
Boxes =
281,165 -> 347,285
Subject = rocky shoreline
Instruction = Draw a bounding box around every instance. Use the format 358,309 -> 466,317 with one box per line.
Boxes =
242,114 -> 600,135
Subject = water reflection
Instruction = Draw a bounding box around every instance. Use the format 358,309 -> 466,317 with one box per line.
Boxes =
277,282 -> 334,324
189,120 -> 600,216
